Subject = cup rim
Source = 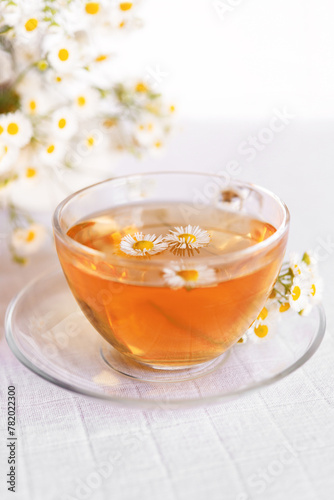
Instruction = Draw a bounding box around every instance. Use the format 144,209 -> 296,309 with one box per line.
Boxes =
53,171 -> 290,267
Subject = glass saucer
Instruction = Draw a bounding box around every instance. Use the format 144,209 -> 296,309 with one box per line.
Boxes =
5,268 -> 326,410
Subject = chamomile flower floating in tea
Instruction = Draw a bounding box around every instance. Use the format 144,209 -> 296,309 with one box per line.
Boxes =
164,225 -> 211,255
120,232 -> 167,256
162,262 -> 217,289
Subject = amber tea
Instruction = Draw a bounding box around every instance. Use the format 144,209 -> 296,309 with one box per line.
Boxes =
56,201 -> 287,368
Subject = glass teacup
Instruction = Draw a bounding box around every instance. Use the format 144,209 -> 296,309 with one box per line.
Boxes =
53,172 -> 289,370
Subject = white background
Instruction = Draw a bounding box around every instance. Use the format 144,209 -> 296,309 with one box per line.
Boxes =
117,0 -> 334,120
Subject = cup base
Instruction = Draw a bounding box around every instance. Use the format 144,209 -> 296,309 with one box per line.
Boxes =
100,345 -> 230,383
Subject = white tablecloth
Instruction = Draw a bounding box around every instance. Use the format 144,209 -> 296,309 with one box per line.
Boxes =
1,120 -> 334,500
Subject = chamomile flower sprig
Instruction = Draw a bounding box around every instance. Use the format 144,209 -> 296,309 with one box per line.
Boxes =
243,252 -> 322,343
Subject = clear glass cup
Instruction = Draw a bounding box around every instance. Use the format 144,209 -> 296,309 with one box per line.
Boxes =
53,172 -> 289,373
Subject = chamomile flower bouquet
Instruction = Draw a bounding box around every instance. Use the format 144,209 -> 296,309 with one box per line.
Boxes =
0,0 -> 174,262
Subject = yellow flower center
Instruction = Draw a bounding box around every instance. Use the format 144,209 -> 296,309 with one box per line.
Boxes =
257,307 -> 268,321
133,240 -> 154,251
77,96 -> 86,107
135,82 -> 148,93
25,18 -> 38,32
26,230 -> 35,242
29,100 -> 37,112
177,270 -> 199,282
58,118 -> 66,129
170,105 -> 175,113
119,2 -> 133,11
58,49 -> 69,62
0,125 -> 3,135
26,167 -> 37,178
7,123 -> 19,135
178,233 -> 196,244
292,285 -> 301,301
56,76 -> 62,82
254,324 -> 269,338
85,2 -> 100,14
95,54 -> 107,62
86,137 -> 95,147
155,141 -> 162,148
279,303 -> 290,313
37,60 -> 48,71
311,284 -> 316,296
119,21 -> 125,28
103,119 -> 117,128
47,145 -> 55,154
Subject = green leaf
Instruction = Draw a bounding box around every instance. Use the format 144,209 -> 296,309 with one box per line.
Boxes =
12,254 -> 28,265
0,25 -> 12,35
302,252 -> 311,266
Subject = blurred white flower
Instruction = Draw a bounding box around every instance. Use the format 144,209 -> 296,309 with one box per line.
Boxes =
39,140 -> 66,167
134,115 -> 163,148
51,108 -> 78,140
47,38 -> 79,73
72,87 -> 100,117
11,223 -> 46,256
0,112 -> 33,147
15,10 -> 43,42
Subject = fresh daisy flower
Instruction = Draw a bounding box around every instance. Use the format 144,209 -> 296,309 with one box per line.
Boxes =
51,108 -> 78,140
164,225 -> 211,254
163,262 -> 217,289
47,38 -> 79,73
11,223 -> 46,256
288,276 -> 311,313
120,232 -> 167,256
0,112 -> 33,148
